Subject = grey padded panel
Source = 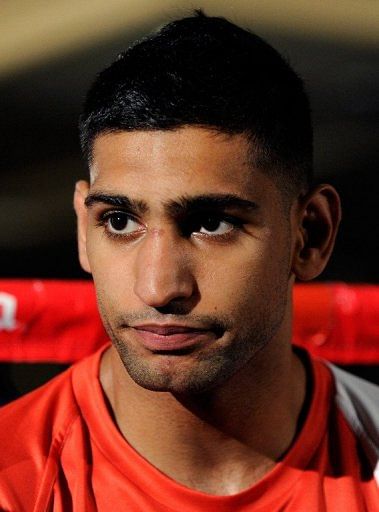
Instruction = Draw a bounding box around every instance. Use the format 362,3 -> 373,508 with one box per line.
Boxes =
327,363 -> 379,483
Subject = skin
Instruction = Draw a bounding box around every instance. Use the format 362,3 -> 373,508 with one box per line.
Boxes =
74,127 -> 341,495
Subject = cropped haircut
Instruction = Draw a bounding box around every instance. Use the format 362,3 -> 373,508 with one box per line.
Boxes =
79,11 -> 313,197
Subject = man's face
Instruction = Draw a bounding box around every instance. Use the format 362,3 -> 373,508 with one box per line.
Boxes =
77,127 -> 296,394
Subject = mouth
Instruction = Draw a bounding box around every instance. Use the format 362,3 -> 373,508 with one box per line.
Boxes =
130,324 -> 217,352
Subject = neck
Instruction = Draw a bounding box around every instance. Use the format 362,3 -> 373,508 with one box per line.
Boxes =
100,337 -> 307,495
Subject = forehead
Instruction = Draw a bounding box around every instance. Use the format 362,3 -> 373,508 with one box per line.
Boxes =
90,127 -> 278,202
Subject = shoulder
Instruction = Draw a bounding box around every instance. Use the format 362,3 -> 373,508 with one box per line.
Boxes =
0,363 -> 80,508
0,364 -> 79,464
0,347 -> 106,509
0,344 -> 108,452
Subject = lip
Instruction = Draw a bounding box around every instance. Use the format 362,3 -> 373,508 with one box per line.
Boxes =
131,324 -> 214,352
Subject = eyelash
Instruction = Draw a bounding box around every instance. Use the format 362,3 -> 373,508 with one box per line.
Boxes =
96,210 -> 144,241
181,214 -> 243,240
95,209 -> 244,241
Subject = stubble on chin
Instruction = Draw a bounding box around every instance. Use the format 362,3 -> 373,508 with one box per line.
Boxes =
97,298 -> 288,396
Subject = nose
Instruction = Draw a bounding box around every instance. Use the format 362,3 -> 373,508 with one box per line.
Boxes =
133,228 -> 196,308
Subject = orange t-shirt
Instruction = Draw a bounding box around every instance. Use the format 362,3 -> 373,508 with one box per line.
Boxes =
0,345 -> 377,511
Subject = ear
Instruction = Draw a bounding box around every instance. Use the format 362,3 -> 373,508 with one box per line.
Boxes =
73,180 -> 91,274
291,184 -> 341,281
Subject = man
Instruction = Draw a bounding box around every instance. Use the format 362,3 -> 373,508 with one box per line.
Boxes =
0,12 -> 378,511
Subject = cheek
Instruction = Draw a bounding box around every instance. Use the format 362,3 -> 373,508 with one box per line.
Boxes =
198,235 -> 290,316
197,246 -> 269,312
86,239 -> 137,312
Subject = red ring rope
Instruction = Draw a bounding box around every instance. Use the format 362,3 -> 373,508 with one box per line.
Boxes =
0,280 -> 378,364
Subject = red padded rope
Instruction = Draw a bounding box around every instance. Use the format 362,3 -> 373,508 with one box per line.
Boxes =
0,280 -> 378,364
293,283 -> 379,364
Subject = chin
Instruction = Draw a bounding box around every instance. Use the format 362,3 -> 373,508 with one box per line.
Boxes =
110,323 -> 274,395
120,348 -> 243,396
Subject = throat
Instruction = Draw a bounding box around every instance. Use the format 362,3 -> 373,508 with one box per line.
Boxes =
174,452 -> 277,495
100,344 -> 308,495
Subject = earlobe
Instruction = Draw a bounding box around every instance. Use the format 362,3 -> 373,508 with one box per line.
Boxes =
292,185 -> 341,281
73,180 -> 91,274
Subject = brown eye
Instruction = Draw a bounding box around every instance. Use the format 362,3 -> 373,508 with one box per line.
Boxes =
109,213 -> 129,231
198,217 -> 234,235
200,217 -> 225,233
182,214 -> 238,237
105,212 -> 142,235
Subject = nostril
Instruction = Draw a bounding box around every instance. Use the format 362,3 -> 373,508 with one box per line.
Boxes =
154,296 -> 199,316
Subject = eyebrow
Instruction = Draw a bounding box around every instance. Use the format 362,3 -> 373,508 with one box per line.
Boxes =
166,194 -> 258,216
84,193 -> 148,214
84,192 -> 257,216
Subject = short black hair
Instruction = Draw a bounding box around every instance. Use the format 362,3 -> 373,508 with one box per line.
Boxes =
79,11 -> 313,196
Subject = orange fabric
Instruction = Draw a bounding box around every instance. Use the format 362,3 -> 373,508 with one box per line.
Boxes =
0,345 -> 378,511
